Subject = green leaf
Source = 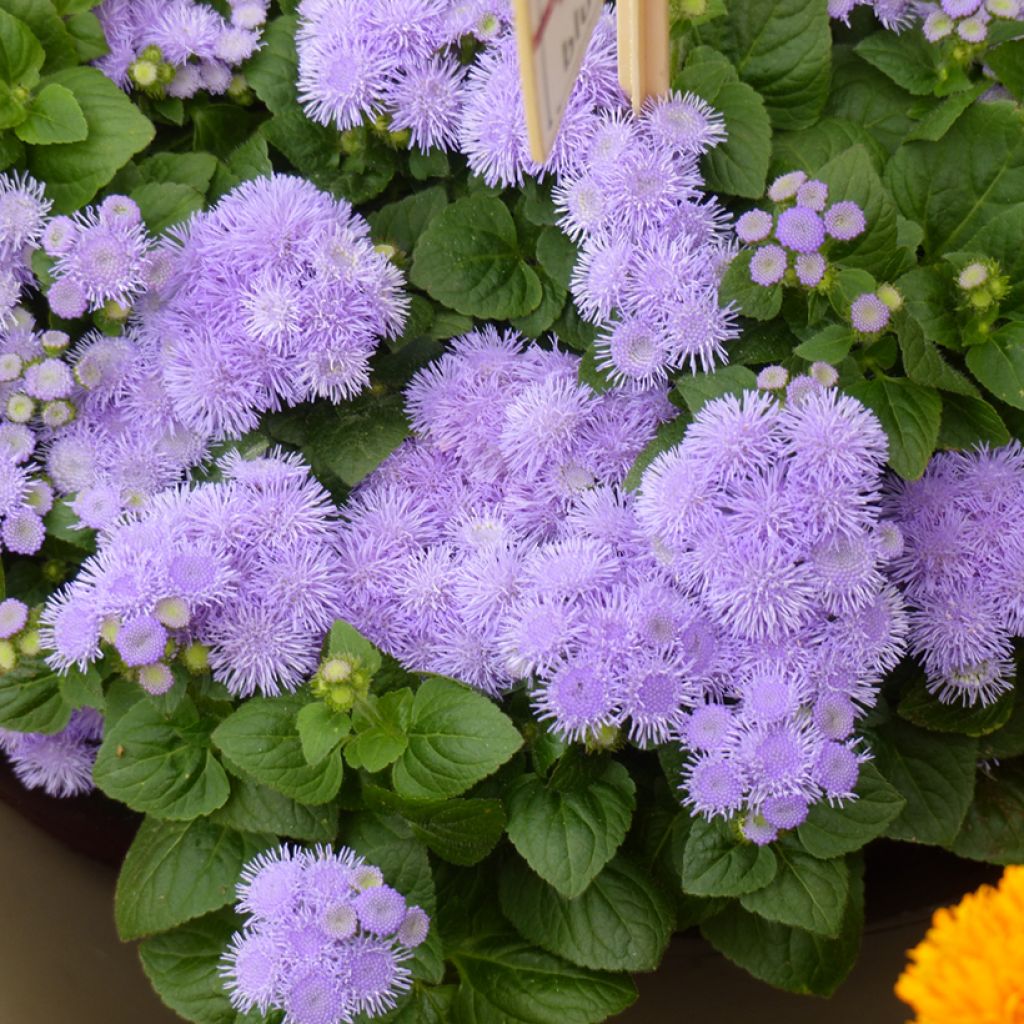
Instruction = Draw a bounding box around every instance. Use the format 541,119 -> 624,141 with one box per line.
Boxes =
27,66 -> 154,212
951,761 -> 1024,865
770,116 -> 886,177
793,324 -> 855,363
498,856 -> 673,972
675,47 -> 771,198
13,82 -> 85,144
58,661 -> 105,711
93,696 -> 231,820
701,856 -> 864,997
905,82 -> 989,143
0,8 -> 42,89
738,840 -> 849,937
137,151 -> 218,192
392,676 -> 523,801
717,249 -> 782,320
212,695 -> 343,805
115,817 -> 269,941
797,762 -> 906,859
816,144 -> 900,274
719,0 -> 831,132
885,102 -> 1024,258
854,29 -> 940,96
403,798 -> 507,867
966,324 -> 1024,411
369,186 -> 448,255
138,910 -> 241,1024
327,619 -> 382,675
846,377 -> 942,480
449,935 -> 636,1024
64,10 -> 106,62
680,815 -> 778,897
0,0 -> 76,73
986,39 -> 1024,102
825,49 -> 915,153
675,364 -> 758,415
345,690 -> 411,772
296,701 -> 352,766
244,14 -> 297,114
872,717 -> 977,846
130,181 -> 205,234
410,194 -> 542,320
939,392 -> 1011,450
898,315 -> 979,396
505,760 -> 636,899
898,675 -> 1015,736
898,265 -> 960,350
209,133 -> 272,199
409,146 -> 450,180
0,656 -> 71,733
209,774 -> 340,843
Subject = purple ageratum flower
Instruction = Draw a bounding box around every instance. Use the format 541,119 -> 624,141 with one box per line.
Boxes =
796,180 -> 829,212
850,292 -> 891,333
222,844 -> 425,1020
152,175 -> 407,440
749,244 -> 787,286
824,200 -> 867,241
956,13 -> 989,41
767,170 -> 807,203
735,209 -> 773,244
385,55 -> 466,152
0,597 -> 28,638
595,315 -> 670,390
642,91 -> 727,157
942,0 -> 983,13
0,171 -> 51,260
775,206 -> 826,254
795,251 -> 827,287
1,708 -> 103,798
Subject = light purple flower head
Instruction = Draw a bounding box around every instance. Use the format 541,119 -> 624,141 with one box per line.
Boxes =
850,292 -> 891,333
824,200 -> 867,241
750,244 -> 787,286
221,844 -> 426,1019
1,709 -> 103,798
775,206 -> 826,254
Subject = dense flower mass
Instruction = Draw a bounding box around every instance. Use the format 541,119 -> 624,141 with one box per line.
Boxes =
95,0 -> 268,98
884,443 -> 1024,705
740,171 -> 866,291
0,708 -> 103,797
142,174 -> 408,439
296,0 -> 509,148
335,327 -> 675,693
635,378 -> 905,837
831,0 -> 1023,40
41,450 -> 345,698
221,844 -> 429,1023
896,866 -> 1024,1024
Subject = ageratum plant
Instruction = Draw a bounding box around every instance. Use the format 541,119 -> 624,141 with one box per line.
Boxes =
0,1 -> 1023,1022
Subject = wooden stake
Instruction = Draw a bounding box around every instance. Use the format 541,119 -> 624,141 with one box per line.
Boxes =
617,0 -> 670,112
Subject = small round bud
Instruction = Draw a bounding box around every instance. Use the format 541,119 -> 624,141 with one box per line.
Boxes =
16,628 -> 40,657
102,299 -> 131,322
41,399 -> 75,429
321,657 -> 354,684
155,596 -> 190,629
756,365 -> 789,390
5,393 -> 34,423
130,59 -> 159,88
181,641 -> 210,674
42,559 -> 65,583
139,663 -> 175,695
140,44 -> 163,63
850,293 -> 891,334
0,352 -> 23,382
352,865 -> 384,891
100,616 -> 120,645
374,243 -> 398,261
876,283 -> 904,311
958,262 -> 989,290
810,362 -> 839,388
41,329 -> 70,353
0,640 -> 16,673
767,170 -> 807,203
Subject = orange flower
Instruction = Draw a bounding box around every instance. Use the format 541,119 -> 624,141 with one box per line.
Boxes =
896,866 -> 1024,1024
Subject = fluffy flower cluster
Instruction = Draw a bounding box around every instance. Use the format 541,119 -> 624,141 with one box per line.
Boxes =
296,0 -> 508,149
558,97 -> 737,387
831,0 -> 1022,40
41,450 -> 345,698
95,0 -> 268,98
884,443 -> 1024,706
43,195 -> 159,319
0,172 -> 51,326
738,170 -> 866,290
221,844 -> 429,1023
0,708 -> 103,798
334,327 -> 674,693
143,174 -> 407,440
635,381 -> 906,838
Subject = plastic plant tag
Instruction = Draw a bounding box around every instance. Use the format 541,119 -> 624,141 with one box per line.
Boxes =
513,0 -> 604,163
